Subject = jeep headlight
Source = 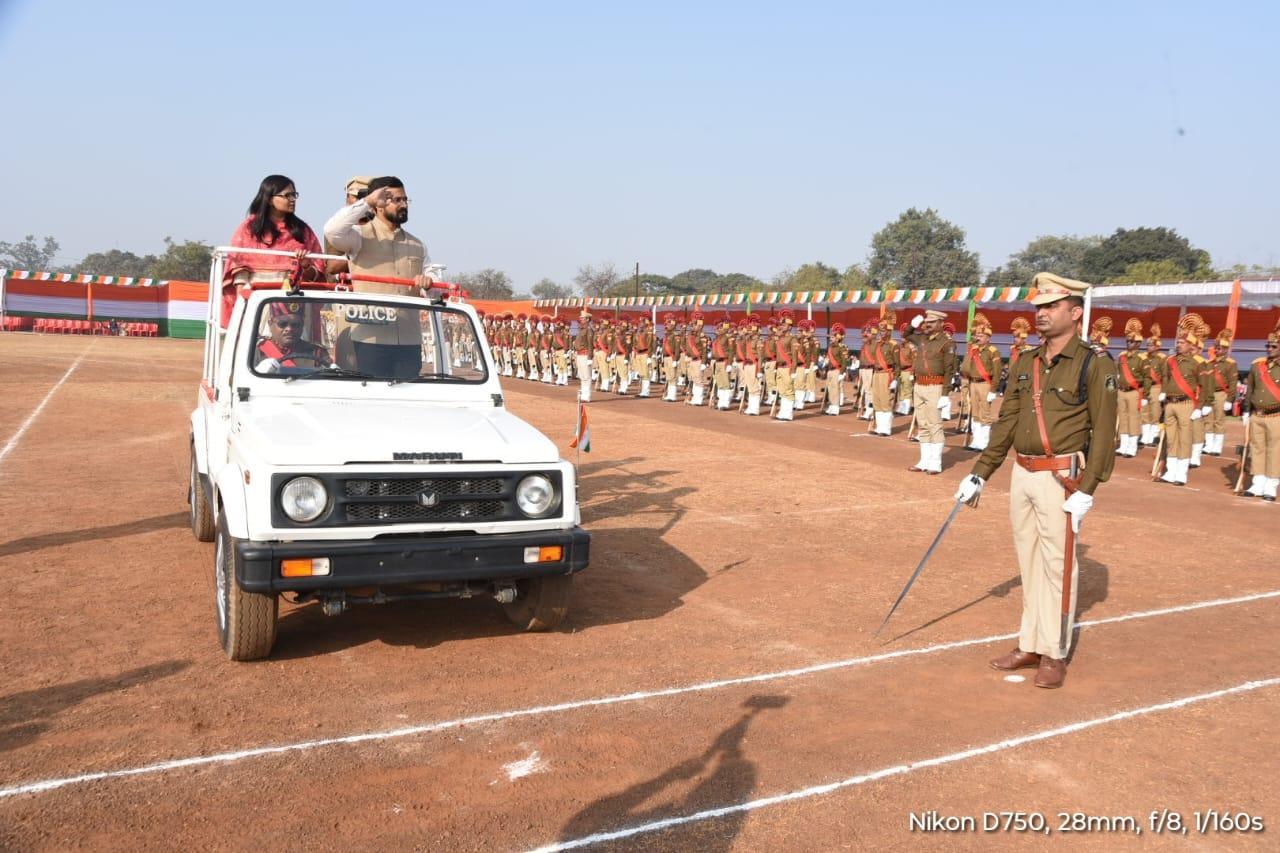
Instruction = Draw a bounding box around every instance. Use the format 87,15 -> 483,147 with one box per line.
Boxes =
515,474 -> 556,517
281,476 -> 328,522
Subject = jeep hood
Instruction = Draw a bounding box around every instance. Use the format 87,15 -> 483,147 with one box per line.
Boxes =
234,398 -> 560,466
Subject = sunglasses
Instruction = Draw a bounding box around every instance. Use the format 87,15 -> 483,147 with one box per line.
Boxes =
275,319 -> 302,329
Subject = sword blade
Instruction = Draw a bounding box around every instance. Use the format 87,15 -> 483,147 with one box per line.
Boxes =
875,499 -> 965,635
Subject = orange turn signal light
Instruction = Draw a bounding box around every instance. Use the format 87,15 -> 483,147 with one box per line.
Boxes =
538,546 -> 563,562
281,558 -> 331,578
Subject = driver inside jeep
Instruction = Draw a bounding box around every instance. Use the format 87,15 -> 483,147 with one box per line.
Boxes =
255,303 -> 333,373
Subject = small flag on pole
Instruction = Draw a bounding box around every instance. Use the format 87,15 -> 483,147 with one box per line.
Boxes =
570,399 -> 591,452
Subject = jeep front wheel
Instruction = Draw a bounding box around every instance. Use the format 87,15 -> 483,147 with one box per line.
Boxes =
214,518 -> 277,660
189,446 -> 215,542
501,574 -> 573,631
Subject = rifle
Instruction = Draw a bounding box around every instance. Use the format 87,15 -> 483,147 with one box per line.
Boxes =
1150,425 -> 1167,480
1234,420 -> 1252,494
906,410 -> 918,442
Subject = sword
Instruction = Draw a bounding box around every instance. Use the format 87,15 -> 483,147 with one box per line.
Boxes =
1059,455 -> 1081,657
876,497 -> 971,635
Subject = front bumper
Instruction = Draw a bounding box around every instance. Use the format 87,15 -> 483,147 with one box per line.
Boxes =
235,527 -> 589,594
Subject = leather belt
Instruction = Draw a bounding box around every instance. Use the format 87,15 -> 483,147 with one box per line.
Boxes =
916,375 -> 944,385
1257,405 -> 1280,416
1016,453 -> 1075,472
1165,394 -> 1190,403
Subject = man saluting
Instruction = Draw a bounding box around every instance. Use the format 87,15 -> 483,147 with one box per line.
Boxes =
953,273 -> 1117,689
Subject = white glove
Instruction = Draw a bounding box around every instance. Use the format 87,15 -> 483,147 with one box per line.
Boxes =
910,315 -> 924,330
1243,412 -> 1251,426
258,358 -> 281,373
986,391 -> 996,403
889,380 -> 898,391
936,396 -> 948,409
1190,408 -> 1202,421
1140,398 -> 1148,408
1063,490 -> 1093,534
1201,405 -> 1212,417
1158,392 -> 1167,403
954,475 -> 984,504
1224,401 -> 1233,413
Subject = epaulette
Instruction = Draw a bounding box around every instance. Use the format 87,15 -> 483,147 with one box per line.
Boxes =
1256,357 -> 1269,365
1193,354 -> 1206,363
987,345 -> 999,354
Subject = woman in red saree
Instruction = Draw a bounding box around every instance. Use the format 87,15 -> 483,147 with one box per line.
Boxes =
221,174 -> 325,327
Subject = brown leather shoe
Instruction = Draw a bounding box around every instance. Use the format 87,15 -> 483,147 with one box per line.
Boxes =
1034,656 -> 1067,689
989,648 -> 1041,671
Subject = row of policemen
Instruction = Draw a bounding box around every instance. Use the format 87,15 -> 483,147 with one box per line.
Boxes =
480,303 -> 1276,500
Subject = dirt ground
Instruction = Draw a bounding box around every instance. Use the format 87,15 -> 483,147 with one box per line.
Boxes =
0,333 -> 1276,852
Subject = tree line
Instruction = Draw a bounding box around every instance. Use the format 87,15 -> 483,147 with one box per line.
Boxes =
4,208 -> 1276,300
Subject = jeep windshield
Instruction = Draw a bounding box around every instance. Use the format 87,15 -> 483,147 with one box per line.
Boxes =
248,296 -> 486,383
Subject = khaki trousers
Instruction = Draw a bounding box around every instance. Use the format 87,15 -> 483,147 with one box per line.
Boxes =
899,371 -> 914,403
774,364 -> 793,396
677,355 -> 690,382
1164,399 -> 1194,457
859,367 -> 874,406
713,361 -> 730,389
1209,390 -> 1228,433
740,362 -> 760,394
513,346 -> 525,372
825,371 -> 842,407
612,354 -> 628,382
1143,393 -> 1162,426
764,362 -> 777,396
872,372 -> 893,412
663,356 -> 678,386
687,359 -> 704,390
1250,414 -> 1280,478
631,352 -> 650,378
912,383 -> 943,443
574,353 -> 591,381
806,367 -> 818,394
1191,402 -> 1206,445
1117,389 -> 1141,436
968,381 -> 993,424
1010,464 -> 1079,659
593,351 -> 610,382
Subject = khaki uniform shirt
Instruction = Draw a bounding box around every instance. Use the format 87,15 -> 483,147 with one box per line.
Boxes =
1207,356 -> 1238,395
1245,357 -> 1280,412
962,343 -> 1002,384
1160,353 -> 1214,403
1116,351 -> 1147,392
973,337 -> 1118,495
328,211 -> 427,346
906,330 -> 957,379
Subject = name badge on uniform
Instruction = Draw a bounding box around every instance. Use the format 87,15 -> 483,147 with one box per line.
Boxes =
1017,373 -> 1029,381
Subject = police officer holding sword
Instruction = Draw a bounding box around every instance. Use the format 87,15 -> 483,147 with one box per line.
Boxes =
953,273 -> 1117,689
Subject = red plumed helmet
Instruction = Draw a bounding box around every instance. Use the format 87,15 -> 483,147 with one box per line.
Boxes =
942,322 -> 956,335
691,311 -> 704,322
830,323 -> 846,336
516,313 -> 527,320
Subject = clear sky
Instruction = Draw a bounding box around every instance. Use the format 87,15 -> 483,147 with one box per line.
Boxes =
1,1 -> 1276,289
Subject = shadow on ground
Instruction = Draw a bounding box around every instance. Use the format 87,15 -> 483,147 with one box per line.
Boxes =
557,694 -> 789,851
0,512 -> 187,558
0,660 -> 191,753
888,542 -> 1109,644
272,456 -> 708,659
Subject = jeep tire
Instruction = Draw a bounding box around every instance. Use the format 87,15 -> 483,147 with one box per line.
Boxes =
214,517 -> 278,660
501,574 -> 573,631
189,445 -> 215,542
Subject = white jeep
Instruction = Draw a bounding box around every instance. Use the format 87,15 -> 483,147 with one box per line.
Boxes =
189,248 -> 588,660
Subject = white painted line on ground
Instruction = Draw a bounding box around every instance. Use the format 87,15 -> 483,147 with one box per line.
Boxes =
0,588 -> 1276,801
0,346 -> 90,469
529,676 -> 1280,852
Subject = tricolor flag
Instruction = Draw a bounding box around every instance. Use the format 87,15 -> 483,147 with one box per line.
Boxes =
570,400 -> 591,452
